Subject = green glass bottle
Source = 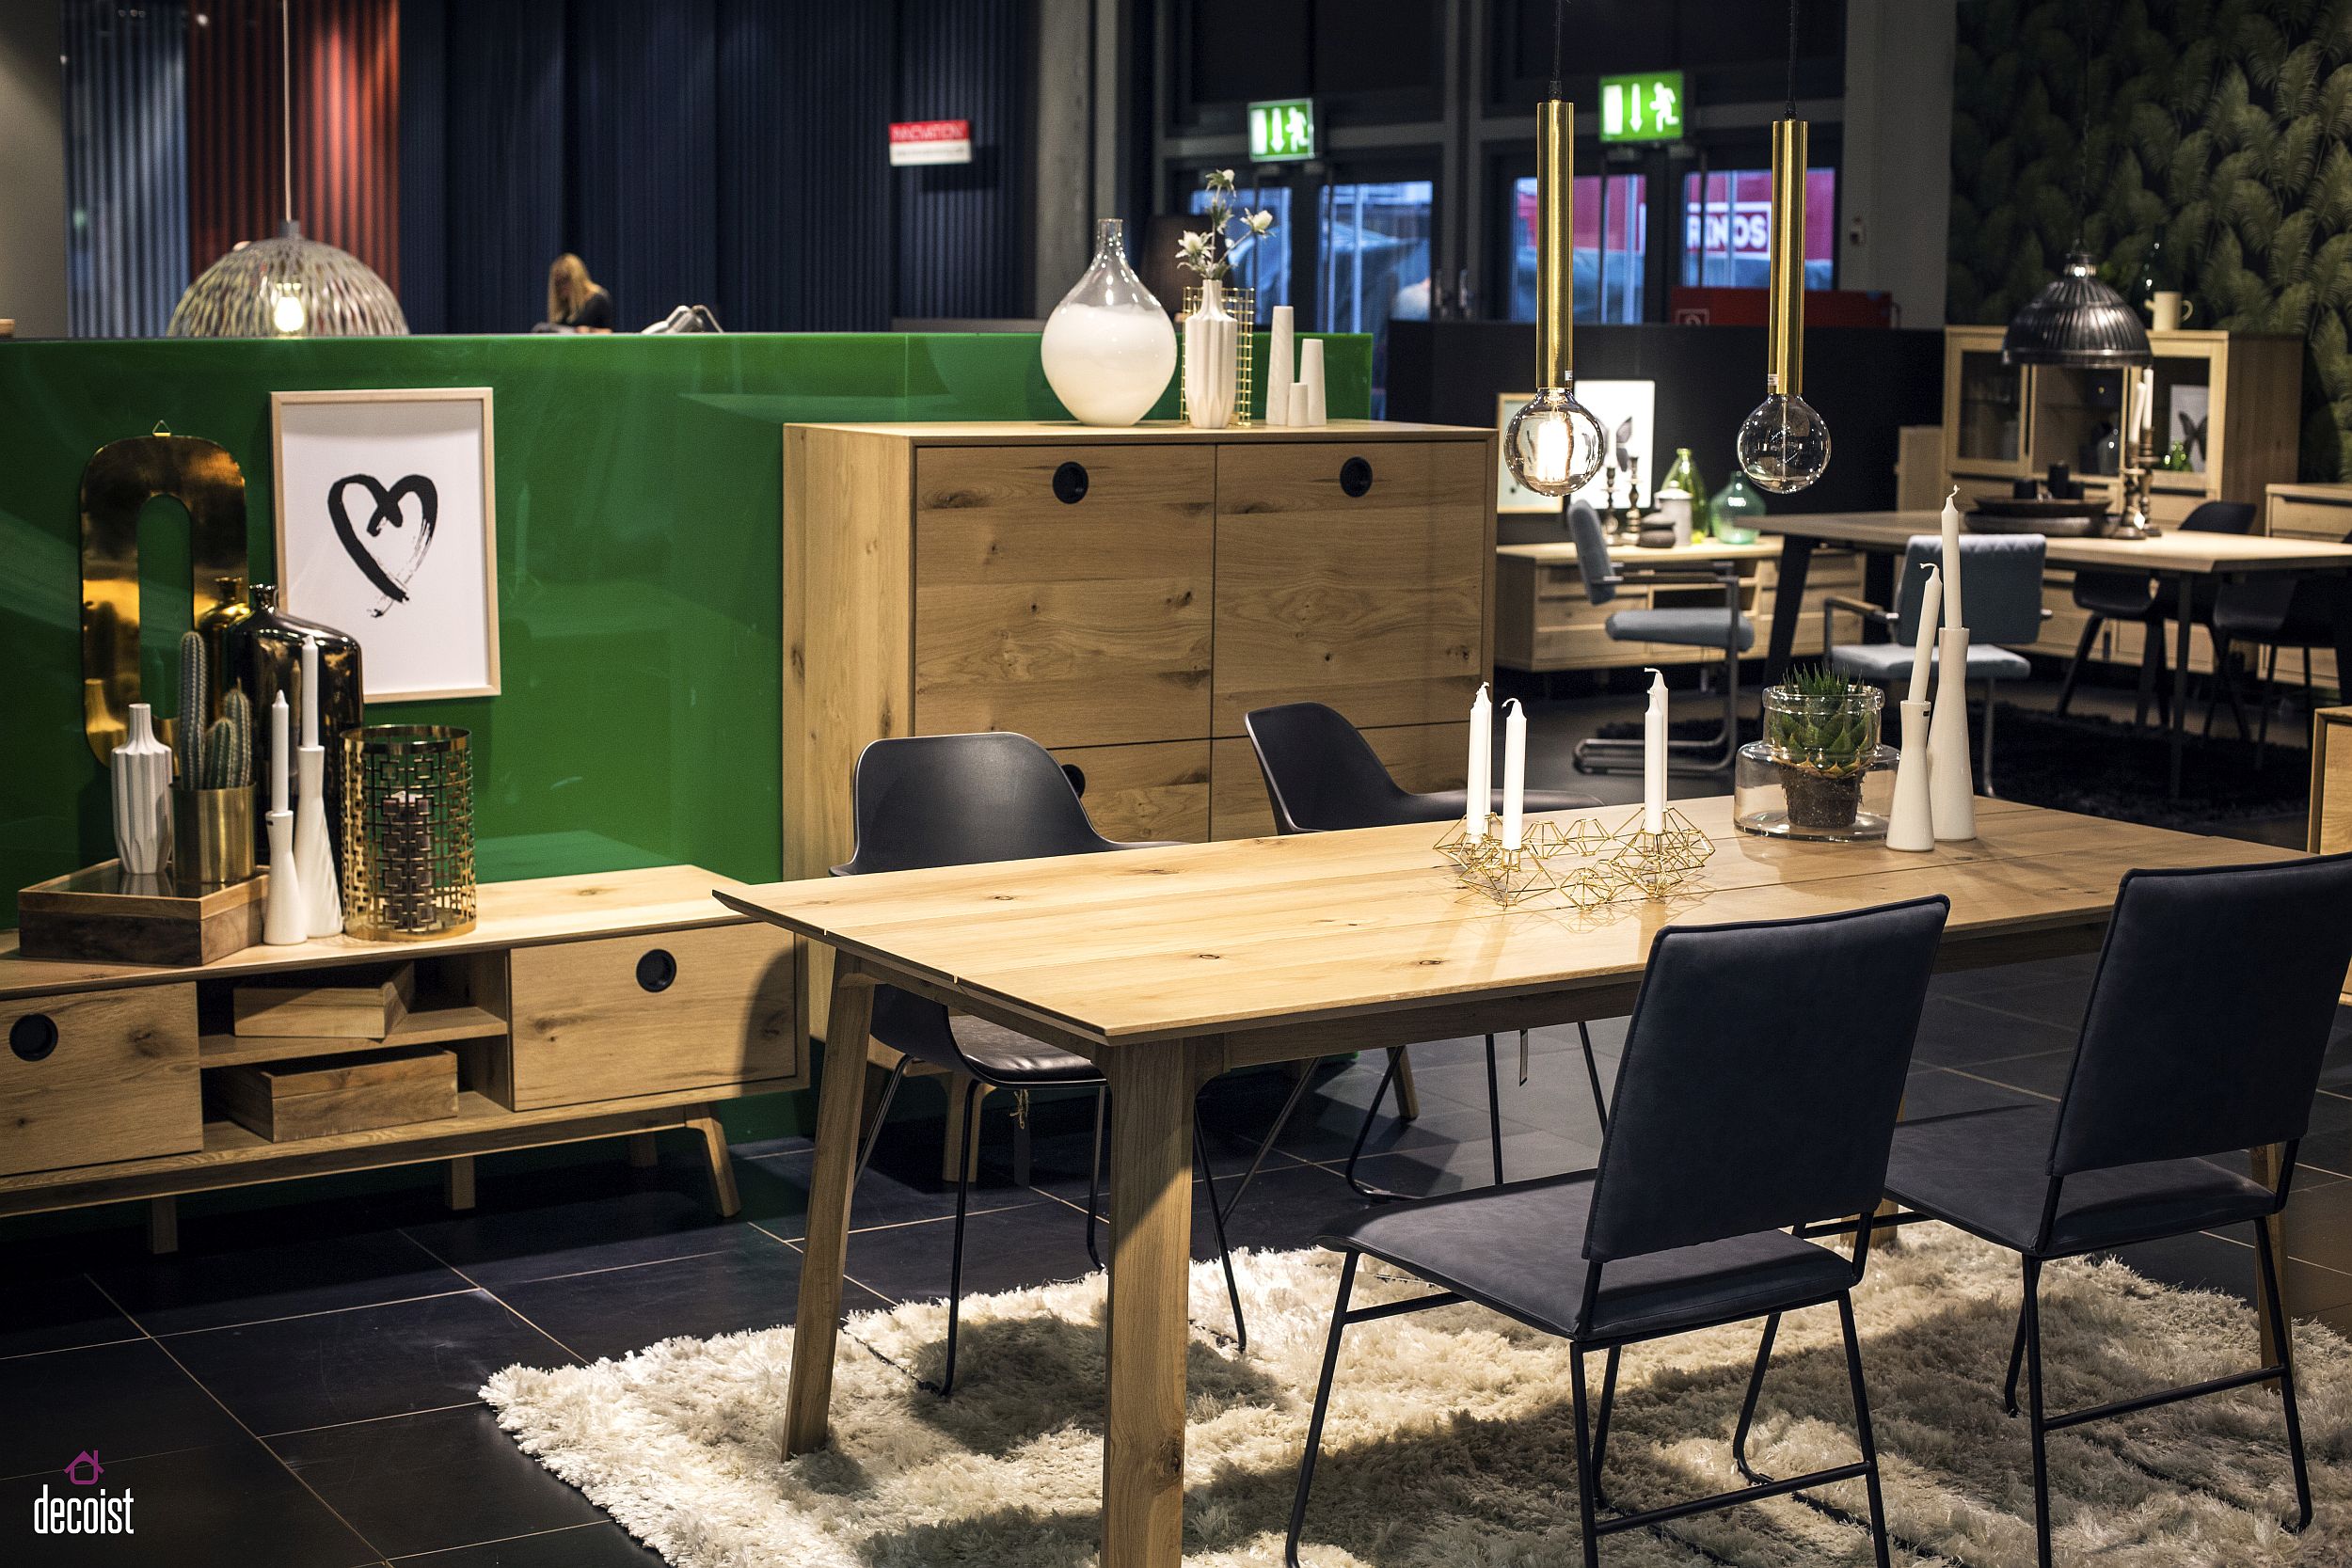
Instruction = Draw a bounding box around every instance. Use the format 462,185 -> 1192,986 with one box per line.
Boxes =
1709,471 -> 1765,544
1661,447 -> 1710,536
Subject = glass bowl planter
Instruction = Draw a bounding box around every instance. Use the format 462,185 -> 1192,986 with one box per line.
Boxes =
1736,742 -> 1900,840
1743,680 -> 1889,840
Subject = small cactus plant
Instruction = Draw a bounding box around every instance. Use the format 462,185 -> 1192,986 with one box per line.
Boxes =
175,629 -> 207,786
1763,663 -> 1883,831
203,688 -> 253,789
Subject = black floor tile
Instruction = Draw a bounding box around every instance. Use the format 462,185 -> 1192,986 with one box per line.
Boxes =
1898,1068 -> 2042,1119
0,1273 -> 141,1360
494,1229 -> 889,1363
2106,1231 -> 2257,1303
401,1187 -> 781,1291
395,1522 -> 662,1565
274,1402 -> 610,1560
0,1338 -> 245,1477
0,1433 -> 379,1567
1960,977 -> 2094,1030
744,1145 -> 1047,1240
839,1199 -> 1096,1307
165,1289 -> 575,1436
1949,1048 -> 2076,1101
94,1227 -> 467,1338
1907,996 -> 2078,1069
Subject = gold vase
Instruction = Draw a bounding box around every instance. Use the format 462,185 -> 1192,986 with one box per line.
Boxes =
172,784 -> 256,889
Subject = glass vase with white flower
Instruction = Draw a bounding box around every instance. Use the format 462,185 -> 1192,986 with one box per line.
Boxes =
1177,169 -> 1276,428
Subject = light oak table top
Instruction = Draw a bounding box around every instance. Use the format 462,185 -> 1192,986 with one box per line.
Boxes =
1496,537 -> 1783,564
1767,510 -> 2352,575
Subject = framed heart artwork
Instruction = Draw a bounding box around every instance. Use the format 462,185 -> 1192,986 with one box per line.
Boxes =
271,388 -> 500,701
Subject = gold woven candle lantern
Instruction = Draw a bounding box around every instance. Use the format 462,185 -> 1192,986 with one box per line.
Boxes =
341,726 -> 476,941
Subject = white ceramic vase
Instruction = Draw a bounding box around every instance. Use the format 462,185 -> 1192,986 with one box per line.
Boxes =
1183,277 -> 1239,430
1929,626 -> 1977,840
110,702 -> 172,875
1040,219 -> 1176,427
1886,698 -> 1935,851
294,746 -> 342,937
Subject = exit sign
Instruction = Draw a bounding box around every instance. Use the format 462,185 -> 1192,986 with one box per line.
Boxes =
1248,99 -> 1316,162
1599,71 -> 1686,143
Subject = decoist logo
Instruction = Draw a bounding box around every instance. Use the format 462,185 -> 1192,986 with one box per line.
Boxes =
32,1450 -> 135,1535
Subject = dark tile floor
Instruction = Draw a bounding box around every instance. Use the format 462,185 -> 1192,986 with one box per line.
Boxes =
4,677 -> 2338,1565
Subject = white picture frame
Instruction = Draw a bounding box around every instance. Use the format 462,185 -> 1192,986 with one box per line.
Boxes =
1494,380 -> 1657,513
271,387 -> 501,702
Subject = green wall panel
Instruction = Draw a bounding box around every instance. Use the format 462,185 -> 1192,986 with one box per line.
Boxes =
0,332 -> 1373,924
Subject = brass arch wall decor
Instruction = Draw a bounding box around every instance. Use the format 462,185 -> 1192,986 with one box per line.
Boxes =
80,427 -> 251,764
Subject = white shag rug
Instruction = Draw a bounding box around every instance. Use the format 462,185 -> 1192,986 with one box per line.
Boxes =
484,1227 -> 2352,1566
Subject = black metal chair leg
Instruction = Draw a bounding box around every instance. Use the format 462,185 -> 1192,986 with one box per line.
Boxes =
1838,1293 -> 1894,1568
854,1055 -> 911,1189
1590,1342 -> 1623,1486
1343,1050 -> 1406,1199
2022,1257 -> 2053,1568
1084,1085 -> 1105,1270
1194,1103 -> 1248,1354
2055,616 -> 2100,717
2254,1218 -> 2314,1531
1568,1342 -> 1603,1568
1731,1310 -> 1783,1483
1284,1253 -> 1358,1568
1484,1033 -> 1505,1186
1224,1055 -> 1331,1221
2002,1297 -> 2028,1417
932,1080 -> 983,1398
1577,1021 -> 1609,1132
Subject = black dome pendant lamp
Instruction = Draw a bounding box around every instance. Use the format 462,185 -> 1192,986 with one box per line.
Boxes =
2000,1 -> 2150,369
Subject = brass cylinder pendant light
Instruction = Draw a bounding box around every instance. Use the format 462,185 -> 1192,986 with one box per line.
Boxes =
1503,1 -> 1606,498
1735,1 -> 1831,493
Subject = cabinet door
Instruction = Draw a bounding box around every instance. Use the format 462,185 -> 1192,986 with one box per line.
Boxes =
0,986 -> 199,1175
914,445 -> 1214,748
1051,739 -> 1211,843
1213,441 -> 1488,735
507,924 -> 798,1110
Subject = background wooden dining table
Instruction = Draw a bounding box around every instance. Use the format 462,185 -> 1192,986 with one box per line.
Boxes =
722,794 -> 2296,1568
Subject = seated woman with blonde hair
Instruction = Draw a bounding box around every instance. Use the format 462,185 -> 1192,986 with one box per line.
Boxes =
544,254 -> 612,332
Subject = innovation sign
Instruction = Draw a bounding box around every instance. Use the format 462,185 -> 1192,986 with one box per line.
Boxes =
888,119 -> 972,166
1598,71 -> 1685,143
1248,98 -> 1316,162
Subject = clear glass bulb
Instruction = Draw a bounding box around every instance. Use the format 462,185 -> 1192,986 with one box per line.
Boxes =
269,283 -> 307,336
1736,389 -> 1831,493
1504,385 -> 1609,498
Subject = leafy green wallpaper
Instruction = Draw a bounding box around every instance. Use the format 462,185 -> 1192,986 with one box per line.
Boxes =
1951,0 -> 2352,478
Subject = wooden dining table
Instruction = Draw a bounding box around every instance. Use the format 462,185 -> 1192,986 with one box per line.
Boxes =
720,794 -> 2295,1568
1760,511 -> 2352,796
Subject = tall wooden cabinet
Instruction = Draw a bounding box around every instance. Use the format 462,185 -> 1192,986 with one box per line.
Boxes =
781,420 -> 1496,873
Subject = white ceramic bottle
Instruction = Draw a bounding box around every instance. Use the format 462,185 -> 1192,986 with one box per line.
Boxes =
1041,219 -> 1178,427
1182,277 -> 1239,430
110,703 -> 173,875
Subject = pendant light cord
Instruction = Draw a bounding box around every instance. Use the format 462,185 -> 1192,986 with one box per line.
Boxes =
2074,0 -> 2093,250
280,0 -> 294,227
1785,0 -> 1800,119
1550,0 -> 1565,98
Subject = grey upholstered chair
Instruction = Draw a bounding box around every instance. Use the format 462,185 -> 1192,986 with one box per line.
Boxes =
1824,533 -> 2046,794
1565,501 -> 1752,774
1285,895 -> 1951,1568
1882,853 -> 2352,1568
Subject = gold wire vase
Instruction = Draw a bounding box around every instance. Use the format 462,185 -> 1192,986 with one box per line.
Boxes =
342,726 -> 476,942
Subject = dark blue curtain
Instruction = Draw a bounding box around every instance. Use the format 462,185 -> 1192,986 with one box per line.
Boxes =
567,0 -> 718,330
895,0 -> 1029,321
396,0 -> 446,332
60,0 -> 191,338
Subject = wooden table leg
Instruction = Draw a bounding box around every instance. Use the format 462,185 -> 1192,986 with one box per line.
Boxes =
1763,533 -> 1816,687
1102,1043 -> 1195,1568
2169,574 -> 2195,798
784,955 -> 876,1458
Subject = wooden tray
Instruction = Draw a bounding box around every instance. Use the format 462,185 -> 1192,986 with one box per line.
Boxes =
232,962 -> 415,1039
213,1044 -> 456,1142
16,863 -> 265,968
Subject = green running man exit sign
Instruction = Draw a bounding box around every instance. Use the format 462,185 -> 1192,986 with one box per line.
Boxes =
1248,99 -> 1316,162
1599,71 -> 1686,143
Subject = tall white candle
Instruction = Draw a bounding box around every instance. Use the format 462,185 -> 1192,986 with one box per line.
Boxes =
1466,684 -> 1492,839
300,636 -> 320,749
1907,565 -> 1942,706
1266,306 -> 1295,426
1939,487 -> 1964,631
271,692 -> 291,815
1501,699 -> 1527,850
2138,368 -> 2154,441
1642,668 -> 1667,836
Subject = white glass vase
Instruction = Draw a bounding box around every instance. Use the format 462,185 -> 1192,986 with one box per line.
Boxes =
1182,277 -> 1239,430
1040,219 -> 1176,427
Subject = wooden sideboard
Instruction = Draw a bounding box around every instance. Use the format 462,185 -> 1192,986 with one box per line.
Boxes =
781,420 -> 1496,866
0,866 -> 800,1248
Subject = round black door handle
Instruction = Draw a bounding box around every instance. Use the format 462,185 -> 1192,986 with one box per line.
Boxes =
10,1013 -> 58,1063
1053,461 -> 1090,504
1060,762 -> 1088,797
1340,456 -> 1374,498
635,949 -> 678,993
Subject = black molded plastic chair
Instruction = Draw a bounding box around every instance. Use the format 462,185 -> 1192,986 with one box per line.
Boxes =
1285,895 -> 1950,1568
835,732 -> 1248,1389
2056,499 -> 2256,725
1882,854 -> 2352,1566
2209,547 -> 2352,753
1238,702 -> 1609,1204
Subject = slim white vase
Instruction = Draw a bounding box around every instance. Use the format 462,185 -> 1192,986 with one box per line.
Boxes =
1265,305 -> 1295,425
1886,698 -> 1935,851
294,746 -> 341,936
1928,627 -> 1977,840
1299,337 -> 1327,425
1040,218 -> 1176,426
1183,277 -> 1239,430
263,811 -> 307,945
110,703 -> 172,875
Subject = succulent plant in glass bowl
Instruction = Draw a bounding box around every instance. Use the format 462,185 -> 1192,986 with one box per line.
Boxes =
1762,664 -> 1883,832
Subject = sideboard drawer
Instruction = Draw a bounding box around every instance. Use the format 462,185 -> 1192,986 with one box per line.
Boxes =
1213,440 -> 1488,734
0,985 -> 199,1175
2270,493 -> 2352,542
914,444 -> 1214,748
508,924 -> 798,1110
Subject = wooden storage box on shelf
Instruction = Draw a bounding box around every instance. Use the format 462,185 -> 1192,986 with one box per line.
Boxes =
16,863 -> 264,968
0,985 -> 199,1176
231,961 -> 414,1038
215,1045 -> 457,1142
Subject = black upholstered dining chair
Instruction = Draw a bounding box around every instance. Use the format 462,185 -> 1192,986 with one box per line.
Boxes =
1881,854 -> 2352,1567
1285,895 -> 1951,1568
1237,701 -> 1609,1203
835,731 -> 1248,1388
2055,499 -> 2256,725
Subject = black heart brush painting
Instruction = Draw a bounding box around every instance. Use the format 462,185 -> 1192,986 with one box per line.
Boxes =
273,388 -> 501,701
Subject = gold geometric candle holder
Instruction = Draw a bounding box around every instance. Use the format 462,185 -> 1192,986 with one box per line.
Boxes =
1603,806 -> 1716,900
